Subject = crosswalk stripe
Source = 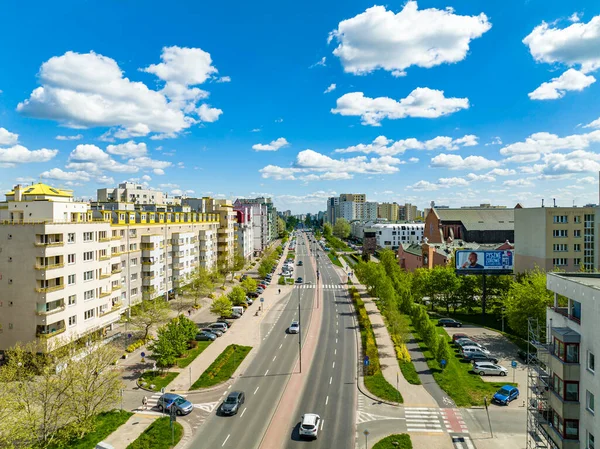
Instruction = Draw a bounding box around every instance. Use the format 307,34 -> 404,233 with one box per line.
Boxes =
407,428 -> 444,433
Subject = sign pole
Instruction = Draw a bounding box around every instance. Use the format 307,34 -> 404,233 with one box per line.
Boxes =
484,396 -> 494,438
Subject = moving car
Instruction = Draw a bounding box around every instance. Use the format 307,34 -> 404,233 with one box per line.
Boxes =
200,327 -> 223,337
157,393 -> 194,416
492,385 -> 519,405
473,362 -> 508,376
438,318 -> 462,328
221,391 -> 245,416
288,321 -> 300,334
196,331 -> 217,341
299,413 -> 321,440
465,352 -> 499,364
298,261 -> 303,266
296,277 -> 303,284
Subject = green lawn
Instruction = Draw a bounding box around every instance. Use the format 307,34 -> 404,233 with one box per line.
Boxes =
190,344 -> 252,389
176,341 -> 211,368
364,371 -> 403,403
48,410 -> 133,449
327,252 -> 343,267
373,434 -> 412,449
410,318 -> 516,406
126,417 -> 183,449
342,254 -> 357,267
139,371 -> 179,392
325,235 -> 352,252
398,359 -> 421,385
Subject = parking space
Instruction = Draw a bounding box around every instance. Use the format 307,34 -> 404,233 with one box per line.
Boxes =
444,325 -> 528,400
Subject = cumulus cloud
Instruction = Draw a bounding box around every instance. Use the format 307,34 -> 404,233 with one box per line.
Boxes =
0,128 -> 19,145
500,130 -> 600,162
335,134 -> 478,156
196,104 -> 223,122
141,174 -> 152,182
106,141 -> 148,158
17,47 -> 225,139
410,177 -> 470,191
252,137 -> 290,152
329,2 -> 491,76
466,173 -> 496,182
539,150 -> 600,175
55,134 -> 83,141
488,168 -> 516,176
430,153 -> 500,171
153,168 -> 165,175
584,117 -> 600,129
331,88 -> 469,126
503,179 -> 534,187
324,83 -> 337,94
41,168 -> 90,182
528,69 -> 596,100
0,145 -> 58,167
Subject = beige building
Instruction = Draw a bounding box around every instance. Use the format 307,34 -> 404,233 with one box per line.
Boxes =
0,182 -> 236,353
378,202 -> 400,221
515,206 -> 598,273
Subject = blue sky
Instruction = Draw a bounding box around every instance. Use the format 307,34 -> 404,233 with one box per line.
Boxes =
1,0 -> 600,213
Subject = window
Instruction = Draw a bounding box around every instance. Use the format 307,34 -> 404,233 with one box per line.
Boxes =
83,251 -> 93,261
131,288 -> 138,296
553,374 -> 564,397
574,243 -> 581,251
67,233 -> 75,243
574,216 -> 582,224
83,232 -> 93,242
587,391 -> 595,414
565,382 -> 579,401
553,229 -> 568,237
575,229 -> 582,238
68,274 -> 76,285
83,270 -> 93,281
68,254 -> 75,264
131,273 -> 138,281
589,432 -> 595,449
131,258 -> 137,266
574,258 -> 582,266
564,419 -> 579,440
553,258 -> 568,266
129,243 -> 137,251
68,295 -> 76,306
589,351 -> 596,373
553,338 -> 579,363
84,309 -> 95,320
553,244 -> 568,252
68,315 -> 76,326
84,290 -> 94,300
553,215 -> 568,223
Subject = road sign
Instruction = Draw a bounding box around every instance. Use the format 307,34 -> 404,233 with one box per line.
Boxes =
511,361 -> 517,368
364,356 -> 370,366
441,359 -> 447,368
140,352 -> 145,358
363,429 -> 370,436
260,297 -> 265,302
128,333 -> 132,339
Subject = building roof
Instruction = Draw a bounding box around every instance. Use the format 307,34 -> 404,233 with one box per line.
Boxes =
7,183 -> 73,198
433,207 -> 514,231
401,243 -> 422,257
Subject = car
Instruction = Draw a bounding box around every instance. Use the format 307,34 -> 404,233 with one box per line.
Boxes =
298,261 -> 303,266
465,352 -> 499,364
208,322 -> 229,332
201,327 -> 223,337
473,362 -> 508,376
248,292 -> 259,298
227,312 -> 242,319
157,393 -> 194,415
288,321 -> 300,334
258,284 -> 267,289
459,340 -> 488,351
296,277 -> 303,283
462,346 -> 491,357
221,391 -> 245,415
299,413 -> 321,440
215,319 -> 233,327
452,333 -> 469,343
438,318 -> 462,328
455,338 -> 479,348
246,298 -> 254,305
196,331 -> 217,341
256,288 -> 264,293
492,385 -> 519,405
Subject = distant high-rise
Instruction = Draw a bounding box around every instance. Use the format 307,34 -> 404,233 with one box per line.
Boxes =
378,202 -> 400,221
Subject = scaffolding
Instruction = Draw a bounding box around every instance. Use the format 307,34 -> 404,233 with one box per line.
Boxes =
526,317 -> 556,449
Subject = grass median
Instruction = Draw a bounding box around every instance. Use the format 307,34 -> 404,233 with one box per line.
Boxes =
176,341 -> 211,368
373,434 -> 412,449
126,416 -> 182,449
190,344 -> 252,389
327,252 -> 343,267
49,410 -> 133,449
139,371 -> 179,392
410,318 -> 515,406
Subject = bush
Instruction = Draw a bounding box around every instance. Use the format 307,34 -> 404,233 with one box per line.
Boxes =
373,434 -> 412,449
126,339 -> 146,353
278,277 -> 286,285
190,344 -> 252,389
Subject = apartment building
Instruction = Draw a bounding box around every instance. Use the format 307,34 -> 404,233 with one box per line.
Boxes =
235,207 -> 254,260
234,200 -> 269,254
532,272 -> 600,449
326,196 -> 339,224
378,202 -> 400,221
97,181 -> 179,206
0,183 -> 229,353
372,223 -> 424,249
515,206 -> 599,273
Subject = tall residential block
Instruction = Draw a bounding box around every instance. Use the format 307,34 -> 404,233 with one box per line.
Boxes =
378,202 -> 400,221
515,206 -> 599,273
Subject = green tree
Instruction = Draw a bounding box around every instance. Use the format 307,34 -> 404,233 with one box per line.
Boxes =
505,269 -> 552,338
434,335 -> 451,364
228,286 -> 247,306
429,265 -> 460,313
286,216 -> 299,230
232,251 -> 246,279
182,267 -> 215,307
278,217 -> 287,237
304,214 -> 312,227
241,277 -> 258,294
323,222 -> 332,237
149,326 -> 179,368
175,315 -> 198,342
455,275 -> 481,313
210,295 -> 233,318
332,218 -> 351,239
129,298 -> 171,340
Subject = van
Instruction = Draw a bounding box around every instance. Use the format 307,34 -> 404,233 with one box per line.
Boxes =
232,306 -> 245,316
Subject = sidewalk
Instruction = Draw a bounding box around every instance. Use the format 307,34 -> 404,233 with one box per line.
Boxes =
338,258 -> 437,407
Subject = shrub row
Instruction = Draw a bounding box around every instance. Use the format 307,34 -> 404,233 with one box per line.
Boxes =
125,338 -> 150,353
411,305 -> 450,364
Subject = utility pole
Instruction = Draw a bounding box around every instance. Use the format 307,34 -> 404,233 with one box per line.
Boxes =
298,286 -> 302,373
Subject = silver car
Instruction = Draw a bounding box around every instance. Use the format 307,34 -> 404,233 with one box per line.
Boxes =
473,362 -> 508,376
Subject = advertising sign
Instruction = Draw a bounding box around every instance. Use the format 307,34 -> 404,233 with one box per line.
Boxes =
455,250 -> 513,275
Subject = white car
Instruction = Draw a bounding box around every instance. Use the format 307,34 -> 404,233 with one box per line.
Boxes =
473,362 -> 508,376
288,321 -> 300,334
299,413 -> 320,440
462,346 -> 492,357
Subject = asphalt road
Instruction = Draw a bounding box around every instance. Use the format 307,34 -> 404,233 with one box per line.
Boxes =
286,239 -> 357,448
190,233 -> 316,449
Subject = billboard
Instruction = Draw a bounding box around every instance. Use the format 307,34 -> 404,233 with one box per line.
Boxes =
455,250 -> 513,275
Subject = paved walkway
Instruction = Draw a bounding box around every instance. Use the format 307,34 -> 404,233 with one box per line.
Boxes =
338,258 -> 437,407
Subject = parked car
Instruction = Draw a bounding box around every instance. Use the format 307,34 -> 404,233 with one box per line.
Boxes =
157,393 -> 194,415
473,362 -> 508,376
247,292 -> 259,298
492,385 -> 519,405
215,319 -> 233,327
258,284 -> 267,289
462,346 -> 491,357
299,413 -> 321,440
196,331 -> 217,341
227,312 -> 242,319
465,352 -> 499,364
455,338 -> 479,348
246,298 -> 254,305
201,328 -> 223,337
208,323 -> 228,333
296,277 -> 303,283
288,321 -> 300,334
438,318 -> 463,328
452,333 -> 469,343
458,340 -> 488,352
221,391 -> 245,416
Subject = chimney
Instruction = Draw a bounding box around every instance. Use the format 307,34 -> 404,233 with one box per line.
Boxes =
553,198 -> 557,207
13,184 -> 23,202
541,199 -> 544,208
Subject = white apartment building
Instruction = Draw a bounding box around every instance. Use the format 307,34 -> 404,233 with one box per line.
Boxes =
0,183 -> 229,353
234,200 -> 269,254
339,201 -> 378,222
372,223 -> 424,249
235,207 -> 254,260
97,182 -> 177,205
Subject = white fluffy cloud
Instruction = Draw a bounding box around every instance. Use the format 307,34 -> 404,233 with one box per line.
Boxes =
503,179 -> 534,187
500,130 -> 600,162
55,134 -> 83,141
0,128 -> 19,145
329,2 -> 491,76
106,141 -> 148,158
41,168 -> 91,182
332,88 -> 469,126
466,173 -> 496,182
252,137 -> 290,152
153,168 -> 165,175
430,153 -> 500,171
584,117 -> 600,129
141,175 -> 152,182
488,168 -> 516,176
410,177 -> 470,191
528,69 -> 596,100
0,145 -> 58,167
324,83 -> 336,94
17,47 -> 225,139
335,134 -> 478,156
540,150 -> 600,175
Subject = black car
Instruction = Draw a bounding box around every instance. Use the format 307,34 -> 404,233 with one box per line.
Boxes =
466,353 -> 499,364
438,318 -> 462,328
247,292 -> 259,298
221,391 -> 245,415
296,277 -> 303,283
196,331 -> 217,341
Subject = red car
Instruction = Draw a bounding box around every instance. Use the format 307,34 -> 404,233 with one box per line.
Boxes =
452,333 -> 469,343
258,284 -> 267,289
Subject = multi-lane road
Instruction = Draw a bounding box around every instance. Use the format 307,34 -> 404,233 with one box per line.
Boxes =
191,231 -> 357,448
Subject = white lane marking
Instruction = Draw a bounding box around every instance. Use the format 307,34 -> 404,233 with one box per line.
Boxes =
273,356 -> 277,362
279,343 -> 283,349
326,396 -> 329,405
222,434 -> 230,446
336,338 -> 338,344
228,385 -> 232,390
254,386 -> 260,395
284,334 -> 287,338
332,361 -> 335,369
329,376 -> 332,385
265,369 -> 269,376
320,419 -> 325,430
240,407 -> 246,418
334,349 -> 337,355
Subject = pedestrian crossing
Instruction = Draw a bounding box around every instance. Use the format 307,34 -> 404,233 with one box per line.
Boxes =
294,284 -> 347,289
452,435 -> 475,449
135,393 -> 218,414
405,407 -> 445,433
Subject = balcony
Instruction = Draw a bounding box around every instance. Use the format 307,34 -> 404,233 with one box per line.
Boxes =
99,254 -> 111,261
35,285 -> 65,293
35,304 -> 66,316
112,285 -> 122,291
143,274 -> 156,280
99,290 -> 111,298
34,241 -> 64,247
111,268 -> 122,274
99,236 -> 111,242
111,235 -> 122,241
34,263 -> 64,271
111,251 -> 123,257
36,324 -> 66,339
99,306 -> 121,317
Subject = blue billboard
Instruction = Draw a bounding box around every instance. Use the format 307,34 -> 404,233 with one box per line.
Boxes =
455,250 -> 513,274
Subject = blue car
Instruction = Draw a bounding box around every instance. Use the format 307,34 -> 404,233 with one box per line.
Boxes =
492,385 -> 519,405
